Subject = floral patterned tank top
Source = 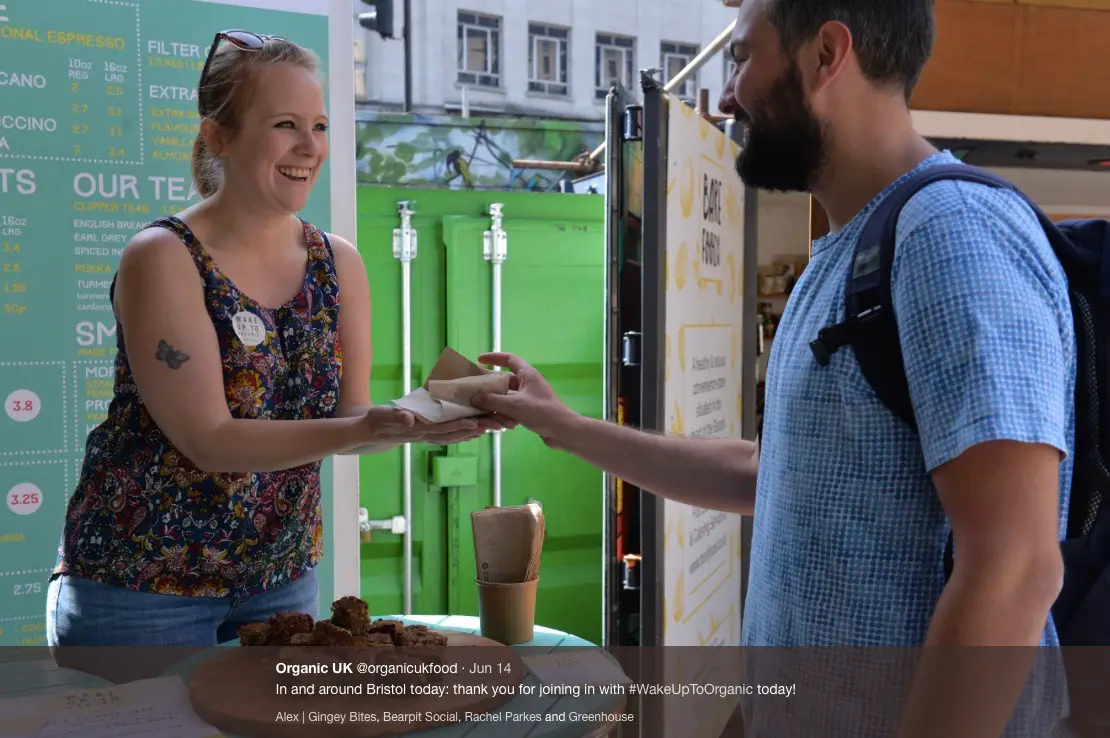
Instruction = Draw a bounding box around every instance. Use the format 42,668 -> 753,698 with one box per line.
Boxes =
54,215 -> 342,600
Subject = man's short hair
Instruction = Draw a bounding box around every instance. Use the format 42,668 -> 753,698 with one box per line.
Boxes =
764,0 -> 936,101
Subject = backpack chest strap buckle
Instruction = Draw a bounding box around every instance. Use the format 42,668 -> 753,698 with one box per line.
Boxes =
810,321 -> 852,366
810,306 -> 885,367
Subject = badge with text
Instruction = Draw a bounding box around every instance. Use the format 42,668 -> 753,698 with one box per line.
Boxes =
232,311 -> 267,347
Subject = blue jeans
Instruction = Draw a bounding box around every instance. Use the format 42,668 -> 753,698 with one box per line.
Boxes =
46,569 -> 320,647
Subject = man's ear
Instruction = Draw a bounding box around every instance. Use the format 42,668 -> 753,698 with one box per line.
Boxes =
803,20 -> 854,93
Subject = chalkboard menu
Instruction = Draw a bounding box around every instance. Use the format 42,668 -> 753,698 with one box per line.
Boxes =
0,0 -> 347,646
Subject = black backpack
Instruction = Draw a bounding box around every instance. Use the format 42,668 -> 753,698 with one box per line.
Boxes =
808,162 -> 1110,646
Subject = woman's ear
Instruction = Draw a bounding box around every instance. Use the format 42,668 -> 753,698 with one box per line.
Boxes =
200,117 -> 227,158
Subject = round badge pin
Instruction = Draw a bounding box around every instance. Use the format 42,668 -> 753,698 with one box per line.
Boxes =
232,311 -> 267,347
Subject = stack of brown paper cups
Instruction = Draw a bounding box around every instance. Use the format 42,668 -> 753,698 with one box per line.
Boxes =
470,503 -> 545,645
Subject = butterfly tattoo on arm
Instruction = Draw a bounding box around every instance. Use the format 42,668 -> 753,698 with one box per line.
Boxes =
155,340 -> 190,370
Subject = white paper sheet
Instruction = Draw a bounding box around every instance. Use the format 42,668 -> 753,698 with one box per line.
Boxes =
523,650 -> 633,688
392,387 -> 486,423
0,676 -> 222,738
392,373 -> 512,424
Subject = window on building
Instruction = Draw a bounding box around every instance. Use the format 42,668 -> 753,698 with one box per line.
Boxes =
661,41 -> 699,100
353,39 -> 367,101
457,10 -> 501,88
595,33 -> 635,101
528,23 -> 569,96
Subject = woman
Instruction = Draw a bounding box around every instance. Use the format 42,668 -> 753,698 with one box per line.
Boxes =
46,31 -> 495,647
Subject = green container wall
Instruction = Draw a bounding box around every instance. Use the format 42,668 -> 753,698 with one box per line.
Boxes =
355,185 -> 606,644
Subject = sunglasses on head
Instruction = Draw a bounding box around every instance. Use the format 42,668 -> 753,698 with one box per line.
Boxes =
198,30 -> 284,113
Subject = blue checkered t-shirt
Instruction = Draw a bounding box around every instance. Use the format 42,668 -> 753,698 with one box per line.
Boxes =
739,152 -> 1077,737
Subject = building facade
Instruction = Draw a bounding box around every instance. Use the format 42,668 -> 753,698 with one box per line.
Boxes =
354,0 -> 739,121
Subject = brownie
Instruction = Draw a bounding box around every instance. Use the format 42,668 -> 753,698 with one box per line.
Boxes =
312,619 -> 356,647
267,612 -> 314,645
238,622 -> 272,646
289,632 -> 314,646
331,596 -> 370,635
367,618 -> 405,642
349,633 -> 393,663
396,627 -> 447,648
420,631 -> 448,648
354,632 -> 394,647
393,628 -> 420,647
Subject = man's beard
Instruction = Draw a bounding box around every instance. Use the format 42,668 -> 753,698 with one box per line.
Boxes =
734,64 -> 826,193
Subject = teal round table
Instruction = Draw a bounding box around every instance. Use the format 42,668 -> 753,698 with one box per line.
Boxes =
0,650 -> 114,698
166,614 -> 627,738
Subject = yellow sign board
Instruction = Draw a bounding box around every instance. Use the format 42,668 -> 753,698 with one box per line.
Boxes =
659,95 -> 746,737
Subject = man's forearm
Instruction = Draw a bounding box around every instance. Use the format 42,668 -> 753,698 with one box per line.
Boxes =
897,559 -> 1061,738
557,414 -> 758,515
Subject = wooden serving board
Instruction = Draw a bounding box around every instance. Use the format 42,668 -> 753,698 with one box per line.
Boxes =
188,630 -> 525,737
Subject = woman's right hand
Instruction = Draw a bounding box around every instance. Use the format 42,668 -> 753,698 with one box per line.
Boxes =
360,406 -> 499,446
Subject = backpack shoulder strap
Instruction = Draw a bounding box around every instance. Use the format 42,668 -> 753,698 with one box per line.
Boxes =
809,163 -> 1022,432
810,163 -> 1029,581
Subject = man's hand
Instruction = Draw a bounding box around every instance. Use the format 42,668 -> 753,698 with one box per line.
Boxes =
471,351 -> 758,515
470,352 -> 577,448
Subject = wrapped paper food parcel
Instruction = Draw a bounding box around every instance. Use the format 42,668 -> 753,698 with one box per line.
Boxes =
471,503 -> 545,584
391,347 -> 512,423
470,503 -> 545,645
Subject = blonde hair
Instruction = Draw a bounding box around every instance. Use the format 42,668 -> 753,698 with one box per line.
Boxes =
191,36 -> 321,198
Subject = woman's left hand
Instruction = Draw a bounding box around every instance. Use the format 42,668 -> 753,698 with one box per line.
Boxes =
342,411 -> 513,455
